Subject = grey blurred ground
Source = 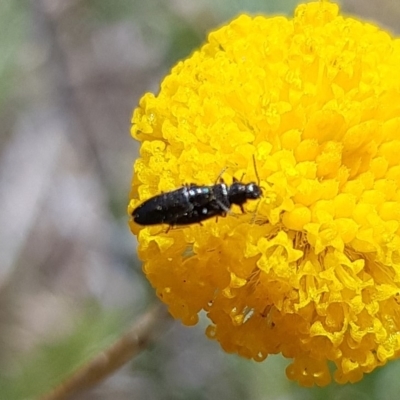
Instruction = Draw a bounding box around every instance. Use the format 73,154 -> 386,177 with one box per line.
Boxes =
0,0 -> 400,399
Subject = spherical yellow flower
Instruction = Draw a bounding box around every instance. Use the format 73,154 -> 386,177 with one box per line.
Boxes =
128,1 -> 400,386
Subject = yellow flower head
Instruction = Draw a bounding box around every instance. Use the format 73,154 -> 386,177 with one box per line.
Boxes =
129,1 -> 400,386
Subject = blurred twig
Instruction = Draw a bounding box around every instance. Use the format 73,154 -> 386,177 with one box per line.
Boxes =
30,0 -> 108,183
39,304 -> 172,400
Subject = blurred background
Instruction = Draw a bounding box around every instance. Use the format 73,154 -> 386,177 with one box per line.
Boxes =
1,0 -> 400,399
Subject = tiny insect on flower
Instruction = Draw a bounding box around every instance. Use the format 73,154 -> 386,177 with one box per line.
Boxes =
132,178 -> 262,226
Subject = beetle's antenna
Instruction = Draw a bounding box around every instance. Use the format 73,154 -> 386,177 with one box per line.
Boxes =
252,154 -> 260,186
215,167 -> 228,184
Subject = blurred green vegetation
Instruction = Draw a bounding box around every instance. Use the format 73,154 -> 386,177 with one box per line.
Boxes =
0,307 -> 121,399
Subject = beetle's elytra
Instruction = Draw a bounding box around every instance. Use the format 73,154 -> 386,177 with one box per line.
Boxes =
132,178 -> 262,227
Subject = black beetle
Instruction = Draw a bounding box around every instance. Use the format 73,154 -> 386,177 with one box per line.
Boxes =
132,177 -> 262,226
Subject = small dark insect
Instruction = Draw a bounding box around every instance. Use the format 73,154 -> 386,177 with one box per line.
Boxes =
132,176 -> 262,227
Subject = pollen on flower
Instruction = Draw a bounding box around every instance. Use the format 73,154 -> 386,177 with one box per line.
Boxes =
129,0 -> 400,386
